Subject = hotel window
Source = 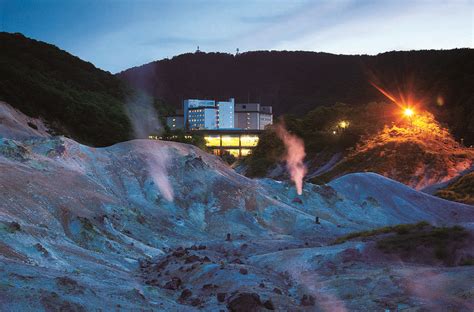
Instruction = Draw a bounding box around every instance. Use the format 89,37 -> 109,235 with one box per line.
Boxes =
240,135 -> 259,147
224,149 -> 240,157
221,135 -> 240,147
240,149 -> 252,156
204,135 -> 221,147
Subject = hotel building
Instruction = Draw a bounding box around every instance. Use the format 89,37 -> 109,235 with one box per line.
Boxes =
164,98 -> 273,157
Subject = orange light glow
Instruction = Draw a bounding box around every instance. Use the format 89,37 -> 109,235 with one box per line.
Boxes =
370,81 -> 422,112
370,82 -> 398,104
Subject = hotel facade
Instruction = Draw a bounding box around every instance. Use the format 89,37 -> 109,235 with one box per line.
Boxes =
164,98 -> 273,157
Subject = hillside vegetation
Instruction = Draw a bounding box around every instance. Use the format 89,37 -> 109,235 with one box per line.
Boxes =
333,222 -> 473,266
436,172 -> 474,205
315,111 -> 473,189
244,101 -> 392,177
245,104 -> 473,192
0,32 -> 132,146
119,49 -> 474,145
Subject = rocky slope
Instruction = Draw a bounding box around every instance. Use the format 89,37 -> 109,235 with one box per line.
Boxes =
0,103 -> 473,311
313,111 -> 473,191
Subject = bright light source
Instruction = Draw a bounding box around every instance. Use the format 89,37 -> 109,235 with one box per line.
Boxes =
404,108 -> 414,117
339,121 -> 349,129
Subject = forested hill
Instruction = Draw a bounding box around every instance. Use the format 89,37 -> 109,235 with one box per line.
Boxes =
118,49 -> 474,144
0,32 -> 132,146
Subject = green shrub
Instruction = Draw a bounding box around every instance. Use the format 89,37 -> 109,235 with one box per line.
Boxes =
332,221 -> 430,245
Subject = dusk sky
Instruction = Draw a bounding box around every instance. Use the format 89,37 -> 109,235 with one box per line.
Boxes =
1,0 -> 472,73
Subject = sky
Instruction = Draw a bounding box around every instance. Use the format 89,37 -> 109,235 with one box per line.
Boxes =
1,0 -> 472,73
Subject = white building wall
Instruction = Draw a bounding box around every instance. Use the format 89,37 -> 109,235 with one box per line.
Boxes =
235,103 -> 260,130
259,114 -> 273,130
217,98 -> 234,129
188,108 -> 217,130
184,99 -> 215,130
204,108 -> 217,129
184,99 -> 272,131
235,112 -> 259,130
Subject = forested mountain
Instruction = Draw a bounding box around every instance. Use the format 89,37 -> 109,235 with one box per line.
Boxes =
0,32 -> 132,146
119,49 -> 474,144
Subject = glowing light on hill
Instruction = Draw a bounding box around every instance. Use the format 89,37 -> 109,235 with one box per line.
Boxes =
404,108 -> 414,117
370,81 -> 421,111
339,120 -> 349,129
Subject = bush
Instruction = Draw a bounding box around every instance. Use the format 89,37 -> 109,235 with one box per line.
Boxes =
220,151 -> 237,165
332,221 -> 429,245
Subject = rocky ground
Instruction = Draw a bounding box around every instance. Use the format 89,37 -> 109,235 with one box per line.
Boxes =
0,102 -> 473,311
312,112 -> 474,191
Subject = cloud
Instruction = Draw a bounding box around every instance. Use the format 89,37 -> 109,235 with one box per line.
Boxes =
272,0 -> 473,54
140,36 -> 223,48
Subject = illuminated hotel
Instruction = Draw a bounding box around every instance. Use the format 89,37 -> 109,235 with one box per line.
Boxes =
164,98 -> 273,157
199,130 -> 261,157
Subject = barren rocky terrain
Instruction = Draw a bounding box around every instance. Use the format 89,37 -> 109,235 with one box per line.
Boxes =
0,102 -> 473,311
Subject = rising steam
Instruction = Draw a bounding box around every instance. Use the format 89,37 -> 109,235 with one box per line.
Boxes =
274,123 -> 307,195
126,92 -> 174,201
145,146 -> 174,202
126,92 -> 162,139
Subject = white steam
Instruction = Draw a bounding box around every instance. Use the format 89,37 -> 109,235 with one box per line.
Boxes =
126,92 -> 162,139
146,147 -> 174,202
126,92 -> 174,201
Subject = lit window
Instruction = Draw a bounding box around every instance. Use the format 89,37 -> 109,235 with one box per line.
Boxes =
225,149 -> 240,157
204,135 -> 221,147
241,135 -> 259,147
221,135 -> 240,147
241,149 -> 252,156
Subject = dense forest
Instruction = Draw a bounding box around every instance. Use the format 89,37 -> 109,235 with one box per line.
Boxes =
1,32 -> 472,147
119,49 -> 474,145
0,32 -> 132,146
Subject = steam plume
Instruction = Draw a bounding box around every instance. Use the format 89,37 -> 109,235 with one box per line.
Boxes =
126,92 -> 174,201
146,146 -> 174,202
126,92 -> 162,139
274,123 -> 307,195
